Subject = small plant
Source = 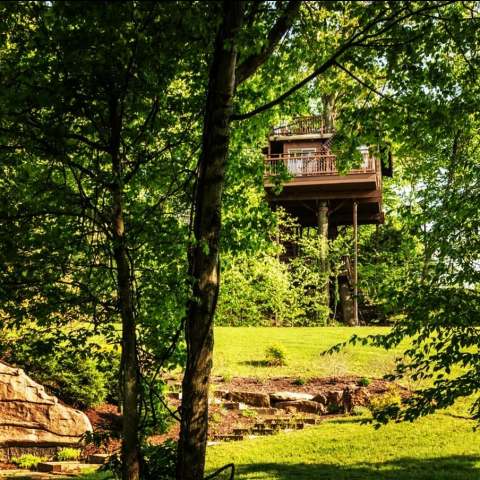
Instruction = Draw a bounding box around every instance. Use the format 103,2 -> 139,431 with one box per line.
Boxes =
11,454 -> 46,470
241,408 -> 257,418
358,377 -> 371,387
369,387 -> 402,416
351,405 -> 371,417
56,448 -> 81,461
265,344 -> 287,366
292,377 -> 306,386
142,440 -> 177,480
210,412 -> 222,424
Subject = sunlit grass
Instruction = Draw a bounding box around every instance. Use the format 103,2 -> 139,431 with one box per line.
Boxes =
208,326 -> 480,480
213,326 -> 403,380
207,412 -> 480,479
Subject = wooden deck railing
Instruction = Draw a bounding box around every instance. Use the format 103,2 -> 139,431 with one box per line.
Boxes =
264,152 -> 376,177
270,116 -> 334,137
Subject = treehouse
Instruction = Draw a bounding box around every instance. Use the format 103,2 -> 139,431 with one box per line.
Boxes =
263,116 -> 392,234
263,115 -> 393,326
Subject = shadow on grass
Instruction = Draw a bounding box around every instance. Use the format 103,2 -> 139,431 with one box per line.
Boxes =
225,455 -> 480,480
239,360 -> 270,367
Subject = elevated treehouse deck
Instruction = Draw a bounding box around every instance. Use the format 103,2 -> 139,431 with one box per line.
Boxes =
263,117 -> 387,229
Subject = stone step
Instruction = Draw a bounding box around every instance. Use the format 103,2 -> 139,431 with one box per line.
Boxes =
213,434 -> 244,442
3,472 -> 54,480
262,418 -> 295,425
302,417 -> 322,425
250,407 -> 280,415
232,428 -> 251,435
213,389 -> 229,399
87,453 -> 112,465
37,462 -> 100,474
167,392 -> 181,400
251,428 -> 275,435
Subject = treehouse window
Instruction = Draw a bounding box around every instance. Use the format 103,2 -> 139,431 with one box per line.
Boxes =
287,148 -> 316,175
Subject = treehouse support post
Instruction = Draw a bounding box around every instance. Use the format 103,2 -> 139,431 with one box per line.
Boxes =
317,201 -> 329,321
353,201 -> 359,325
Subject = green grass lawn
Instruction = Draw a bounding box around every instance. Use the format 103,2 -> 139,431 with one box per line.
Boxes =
207,327 -> 480,480
213,326 -> 404,380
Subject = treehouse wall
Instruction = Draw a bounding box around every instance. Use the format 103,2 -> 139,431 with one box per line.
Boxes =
283,140 -> 325,153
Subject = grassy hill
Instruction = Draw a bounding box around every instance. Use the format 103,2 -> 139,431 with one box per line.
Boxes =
213,326 -> 404,380
207,327 -> 480,480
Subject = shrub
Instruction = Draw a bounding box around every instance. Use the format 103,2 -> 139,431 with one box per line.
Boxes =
142,441 -> 177,480
351,405 -> 371,417
265,344 -> 287,366
56,448 -> 81,461
241,408 -> 257,418
11,454 -> 46,470
369,387 -> 402,416
358,377 -> 371,387
292,377 -> 306,386
0,326 -> 120,408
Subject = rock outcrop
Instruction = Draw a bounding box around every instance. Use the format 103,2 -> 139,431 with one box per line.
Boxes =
0,361 -> 92,448
226,391 -> 270,408
270,391 -> 315,402
274,400 -> 326,414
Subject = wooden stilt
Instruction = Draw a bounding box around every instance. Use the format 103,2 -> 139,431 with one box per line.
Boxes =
353,201 -> 358,325
317,201 -> 329,322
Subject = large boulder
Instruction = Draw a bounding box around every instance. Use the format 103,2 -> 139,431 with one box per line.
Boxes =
275,400 -> 326,414
226,391 -> 270,407
270,391 -> 314,402
0,361 -> 92,448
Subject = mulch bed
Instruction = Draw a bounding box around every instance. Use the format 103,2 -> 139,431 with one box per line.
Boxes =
84,375 -> 408,447
83,404 -> 122,456
214,374 -> 408,397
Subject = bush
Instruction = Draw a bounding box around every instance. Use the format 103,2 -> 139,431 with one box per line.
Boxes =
0,325 -> 120,408
358,377 -> 371,387
351,405 -> 371,417
292,377 -> 306,386
369,388 -> 402,416
56,448 -> 81,461
216,253 -> 302,327
103,441 -> 177,480
11,454 -> 46,470
142,441 -> 177,480
265,344 -> 287,366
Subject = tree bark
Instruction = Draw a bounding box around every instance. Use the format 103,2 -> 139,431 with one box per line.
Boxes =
110,100 -> 141,480
317,201 -> 329,317
176,3 -> 244,480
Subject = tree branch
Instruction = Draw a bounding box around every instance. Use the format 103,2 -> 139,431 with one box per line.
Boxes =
334,61 -> 401,105
231,46 -> 349,121
231,1 -> 456,122
235,0 -> 301,86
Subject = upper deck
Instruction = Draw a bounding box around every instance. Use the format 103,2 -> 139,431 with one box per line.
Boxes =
263,117 -> 385,228
264,149 -> 380,194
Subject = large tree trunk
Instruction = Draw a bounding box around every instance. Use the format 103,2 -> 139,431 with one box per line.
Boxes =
110,101 -> 141,480
176,3 -> 244,480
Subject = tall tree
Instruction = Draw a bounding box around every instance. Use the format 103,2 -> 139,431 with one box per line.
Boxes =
179,1 -> 472,477
0,3 -> 204,479
177,3 -> 246,478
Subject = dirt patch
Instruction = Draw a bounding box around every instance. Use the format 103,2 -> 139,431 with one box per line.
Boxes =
82,376 -> 407,447
213,375 -> 406,397
83,404 -> 121,456
85,403 -> 122,432
161,375 -> 408,442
